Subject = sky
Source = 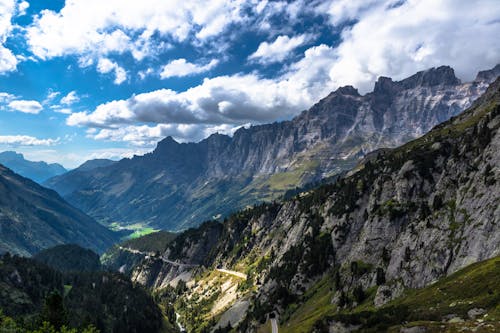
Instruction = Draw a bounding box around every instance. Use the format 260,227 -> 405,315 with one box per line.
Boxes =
0,0 -> 499,168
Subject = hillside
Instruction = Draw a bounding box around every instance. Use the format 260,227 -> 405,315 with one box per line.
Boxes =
101,231 -> 177,275
34,244 -> 101,273
0,151 -> 66,183
0,164 -> 117,256
45,65 -> 500,231
112,77 -> 500,332
0,253 -> 167,333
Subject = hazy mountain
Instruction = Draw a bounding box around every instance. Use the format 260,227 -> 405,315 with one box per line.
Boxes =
0,151 -> 66,183
45,65 -> 500,231
0,163 -> 117,256
111,76 -> 500,332
43,158 -> 116,196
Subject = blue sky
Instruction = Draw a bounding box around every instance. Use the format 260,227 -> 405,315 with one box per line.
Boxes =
0,0 -> 499,168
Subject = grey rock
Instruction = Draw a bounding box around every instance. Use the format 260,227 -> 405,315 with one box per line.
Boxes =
45,65 -> 500,231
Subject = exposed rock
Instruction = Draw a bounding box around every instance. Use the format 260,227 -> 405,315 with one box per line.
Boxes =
45,65 -> 500,231
468,308 -> 486,320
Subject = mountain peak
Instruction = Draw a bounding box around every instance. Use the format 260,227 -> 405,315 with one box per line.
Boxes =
474,64 -> 500,83
334,85 -> 360,96
401,65 -> 460,88
154,136 -> 180,152
374,76 -> 397,93
0,151 -> 24,160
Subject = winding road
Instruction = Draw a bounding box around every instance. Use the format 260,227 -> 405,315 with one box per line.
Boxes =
215,268 -> 248,279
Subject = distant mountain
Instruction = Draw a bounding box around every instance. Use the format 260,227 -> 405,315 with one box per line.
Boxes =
43,158 -> 116,196
0,164 -> 117,256
74,158 -> 117,172
33,244 -> 101,272
45,65 -> 500,231
0,151 -> 66,183
115,76 -> 500,332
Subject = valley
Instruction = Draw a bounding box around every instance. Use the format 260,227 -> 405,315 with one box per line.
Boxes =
1,2 -> 499,332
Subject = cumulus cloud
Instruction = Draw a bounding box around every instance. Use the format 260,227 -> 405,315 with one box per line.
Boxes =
160,58 -> 219,79
322,0 -> 500,92
97,58 -> 127,84
67,0 -> 500,146
17,0 -> 29,16
26,0 -> 248,60
60,91 -> 79,105
89,123 -> 243,146
0,135 -> 59,146
248,34 -> 312,64
8,100 -> 43,114
0,0 -> 17,73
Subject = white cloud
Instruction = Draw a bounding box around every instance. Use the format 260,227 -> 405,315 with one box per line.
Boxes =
313,0 -> 379,25
53,108 -> 73,114
0,91 -> 15,102
248,34 -> 311,64
88,123 -> 243,146
17,0 -> 29,16
8,100 -> 43,114
45,90 -> 60,102
138,68 -> 154,80
97,58 -> 127,84
0,0 -> 17,73
26,0 -> 248,60
0,135 -> 59,146
322,0 -> 500,92
60,91 -> 79,105
160,58 -> 219,79
66,0 -> 500,147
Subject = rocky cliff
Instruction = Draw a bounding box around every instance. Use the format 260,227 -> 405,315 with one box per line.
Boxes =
121,77 -> 500,332
47,65 -> 500,231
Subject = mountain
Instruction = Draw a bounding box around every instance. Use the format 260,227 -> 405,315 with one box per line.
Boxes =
45,65 -> 500,231
33,244 -> 102,272
106,77 -> 500,332
0,252 -> 165,333
43,159 -> 116,196
0,151 -> 66,183
0,164 -> 117,256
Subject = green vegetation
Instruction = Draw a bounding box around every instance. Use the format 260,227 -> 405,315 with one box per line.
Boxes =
101,231 -> 177,273
280,274 -> 336,333
120,231 -> 177,253
34,245 -> 101,273
0,253 -> 165,333
311,256 -> 500,332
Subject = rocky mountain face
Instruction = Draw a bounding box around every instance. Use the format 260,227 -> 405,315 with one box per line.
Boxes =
0,151 -> 66,183
118,78 -> 500,331
46,65 -> 500,231
0,164 -> 117,256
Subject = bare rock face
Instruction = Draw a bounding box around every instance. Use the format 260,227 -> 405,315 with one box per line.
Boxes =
45,65 -> 500,231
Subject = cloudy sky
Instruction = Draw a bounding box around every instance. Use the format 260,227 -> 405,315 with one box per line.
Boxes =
0,0 -> 499,168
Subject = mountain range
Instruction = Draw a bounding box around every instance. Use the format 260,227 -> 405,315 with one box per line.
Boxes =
45,65 -> 500,231
0,151 -> 66,183
105,75 -> 500,332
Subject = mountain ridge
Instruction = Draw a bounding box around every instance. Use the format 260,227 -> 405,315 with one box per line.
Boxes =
0,151 -> 66,183
46,65 -> 500,231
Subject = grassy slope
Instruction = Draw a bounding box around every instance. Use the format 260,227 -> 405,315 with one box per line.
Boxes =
280,256 -> 500,332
